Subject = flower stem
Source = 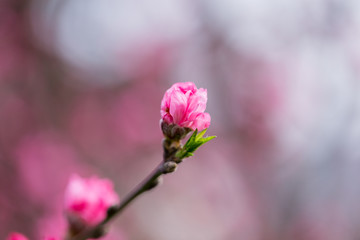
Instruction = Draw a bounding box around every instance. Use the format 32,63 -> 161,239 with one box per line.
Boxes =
104,162 -> 165,223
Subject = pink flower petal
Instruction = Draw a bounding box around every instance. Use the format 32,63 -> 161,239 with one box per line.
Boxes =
160,82 -> 211,131
169,90 -> 188,124
192,112 -> 211,131
64,174 -> 119,226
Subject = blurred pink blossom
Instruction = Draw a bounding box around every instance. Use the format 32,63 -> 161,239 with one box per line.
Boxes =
6,233 -> 28,240
161,82 -> 211,131
64,174 -> 119,226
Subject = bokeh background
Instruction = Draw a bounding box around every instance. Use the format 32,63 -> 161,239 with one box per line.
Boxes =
1,0 -> 360,239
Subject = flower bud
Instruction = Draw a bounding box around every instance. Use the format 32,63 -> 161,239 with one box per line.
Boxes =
160,82 -> 211,133
64,174 -> 119,232
162,161 -> 178,173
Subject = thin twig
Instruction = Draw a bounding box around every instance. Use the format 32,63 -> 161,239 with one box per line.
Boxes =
67,137 -> 180,240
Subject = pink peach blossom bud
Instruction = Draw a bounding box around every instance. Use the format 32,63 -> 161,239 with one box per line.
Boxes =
64,174 -> 119,228
6,233 -> 28,240
161,82 -> 211,133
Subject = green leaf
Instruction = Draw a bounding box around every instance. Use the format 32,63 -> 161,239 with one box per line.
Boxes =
201,135 -> 216,144
187,129 -> 198,144
175,128 -> 216,160
195,129 -> 207,140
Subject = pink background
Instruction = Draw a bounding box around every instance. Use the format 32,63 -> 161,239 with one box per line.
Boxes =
1,0 -> 360,239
